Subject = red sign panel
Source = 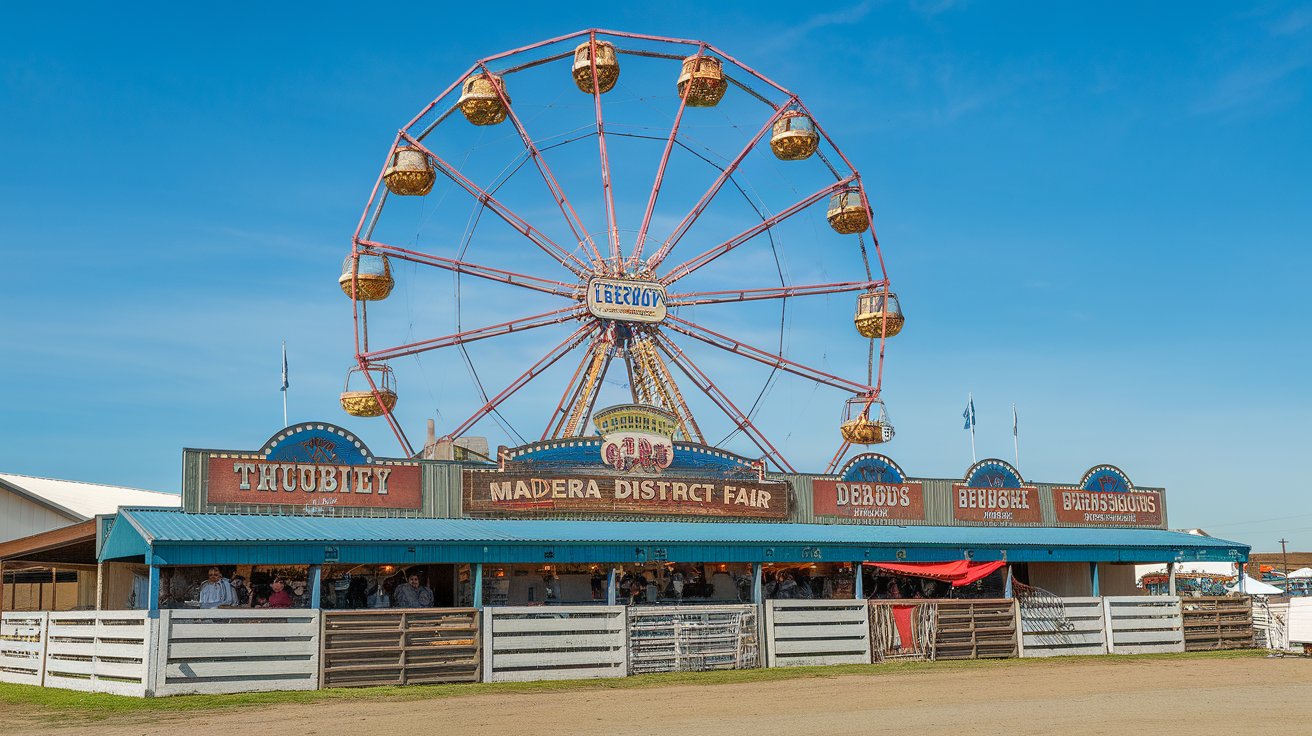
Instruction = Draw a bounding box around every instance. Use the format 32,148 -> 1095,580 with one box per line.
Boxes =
951,484 -> 1043,524
463,470 -> 788,519
1051,488 -> 1164,526
812,480 -> 926,521
207,457 -> 422,510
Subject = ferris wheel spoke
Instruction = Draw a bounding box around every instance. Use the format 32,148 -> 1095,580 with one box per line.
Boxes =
667,279 -> 886,308
644,100 -> 795,273
659,176 -> 855,286
441,322 -> 599,441
397,134 -> 591,277
475,63 -> 605,267
358,239 -> 579,299
584,32 -> 622,268
651,332 -> 794,473
631,44 -> 707,269
663,315 -> 874,395
361,306 -> 587,363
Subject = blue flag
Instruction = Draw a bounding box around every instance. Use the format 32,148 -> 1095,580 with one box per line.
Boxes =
963,397 -> 975,429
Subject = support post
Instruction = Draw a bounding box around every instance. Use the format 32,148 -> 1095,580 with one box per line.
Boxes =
309,565 -> 322,609
752,563 -> 763,604
606,567 -> 617,605
853,563 -> 864,599
1090,562 -> 1100,597
147,564 -> 161,615
1238,562 -> 1246,594
473,563 -> 484,609
1167,562 -> 1177,597
0,559 -> 5,615
96,561 -> 105,611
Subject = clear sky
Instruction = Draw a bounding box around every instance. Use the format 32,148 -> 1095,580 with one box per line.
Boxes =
1,3 -> 1308,552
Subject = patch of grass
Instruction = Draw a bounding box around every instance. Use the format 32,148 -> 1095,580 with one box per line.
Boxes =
0,648 -> 1274,723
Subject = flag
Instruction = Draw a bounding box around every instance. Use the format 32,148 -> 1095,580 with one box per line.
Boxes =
281,342 -> 289,392
1012,404 -> 1018,437
962,396 -> 975,430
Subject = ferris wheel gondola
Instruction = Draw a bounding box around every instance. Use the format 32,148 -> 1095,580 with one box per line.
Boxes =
340,29 -> 907,473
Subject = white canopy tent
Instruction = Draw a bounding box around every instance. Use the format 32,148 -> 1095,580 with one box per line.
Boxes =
1287,567 -> 1312,579
1227,575 -> 1283,596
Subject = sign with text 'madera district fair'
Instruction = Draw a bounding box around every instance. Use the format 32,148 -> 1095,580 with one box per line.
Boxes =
952,459 -> 1042,524
812,453 -> 926,521
462,470 -> 788,519
1051,464 -> 1164,527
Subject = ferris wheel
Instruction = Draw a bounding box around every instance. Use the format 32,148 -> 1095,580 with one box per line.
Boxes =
338,29 -> 906,473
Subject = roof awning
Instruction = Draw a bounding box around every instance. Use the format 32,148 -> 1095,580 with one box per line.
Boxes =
99,507 -> 1250,567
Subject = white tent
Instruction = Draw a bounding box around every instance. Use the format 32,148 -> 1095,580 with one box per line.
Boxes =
1227,575 -> 1283,596
1288,567 -> 1312,579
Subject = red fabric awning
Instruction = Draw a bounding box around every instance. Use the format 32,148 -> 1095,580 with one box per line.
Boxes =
864,560 -> 1006,587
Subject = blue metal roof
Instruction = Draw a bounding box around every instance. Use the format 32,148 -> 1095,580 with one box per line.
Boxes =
100,507 -> 1248,566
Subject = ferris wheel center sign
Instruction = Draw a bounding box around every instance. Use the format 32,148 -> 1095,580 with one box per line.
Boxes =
586,277 -> 667,323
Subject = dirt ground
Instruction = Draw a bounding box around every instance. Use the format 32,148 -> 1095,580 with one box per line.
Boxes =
11,656 -> 1310,736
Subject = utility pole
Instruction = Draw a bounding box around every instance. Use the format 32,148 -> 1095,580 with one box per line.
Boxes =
1280,538 -> 1290,588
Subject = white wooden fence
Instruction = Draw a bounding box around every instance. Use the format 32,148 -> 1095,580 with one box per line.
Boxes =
0,611 -> 48,686
1019,597 -> 1107,657
1288,598 -> 1312,647
627,604 -> 760,674
482,606 -> 628,682
154,609 -> 320,696
43,611 -> 155,696
1103,596 -> 1184,655
765,600 -> 871,667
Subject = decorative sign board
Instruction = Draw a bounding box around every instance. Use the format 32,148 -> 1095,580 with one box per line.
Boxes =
1051,464 -> 1163,526
204,423 -> 422,511
463,469 -> 788,519
812,454 -> 926,521
951,458 -> 1041,524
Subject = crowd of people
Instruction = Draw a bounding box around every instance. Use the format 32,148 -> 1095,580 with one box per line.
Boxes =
157,567 -> 299,609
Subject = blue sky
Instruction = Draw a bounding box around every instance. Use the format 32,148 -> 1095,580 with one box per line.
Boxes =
1,3 -> 1308,552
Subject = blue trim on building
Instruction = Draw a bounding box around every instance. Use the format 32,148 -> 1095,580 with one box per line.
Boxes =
99,508 -> 1248,567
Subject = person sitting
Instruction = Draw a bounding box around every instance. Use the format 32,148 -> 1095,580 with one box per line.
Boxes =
392,573 -> 434,608
231,575 -> 251,607
199,567 -> 237,609
266,577 -> 294,608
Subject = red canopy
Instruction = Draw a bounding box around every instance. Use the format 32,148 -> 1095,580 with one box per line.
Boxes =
864,560 -> 1006,587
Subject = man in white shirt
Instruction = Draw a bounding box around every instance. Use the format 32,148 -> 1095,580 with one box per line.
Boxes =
198,567 -> 237,609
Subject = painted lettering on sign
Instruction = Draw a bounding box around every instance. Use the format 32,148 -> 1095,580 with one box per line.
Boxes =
1051,488 -> 1163,526
951,483 -> 1043,523
812,479 -> 926,521
464,470 -> 788,519
206,457 -> 422,510
586,277 -> 667,323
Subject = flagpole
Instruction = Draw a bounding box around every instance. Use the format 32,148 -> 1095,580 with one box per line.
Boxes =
969,392 -> 976,463
281,341 -> 289,427
1012,403 -> 1020,469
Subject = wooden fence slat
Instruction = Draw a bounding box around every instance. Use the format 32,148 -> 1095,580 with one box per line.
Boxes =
320,608 -> 480,689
